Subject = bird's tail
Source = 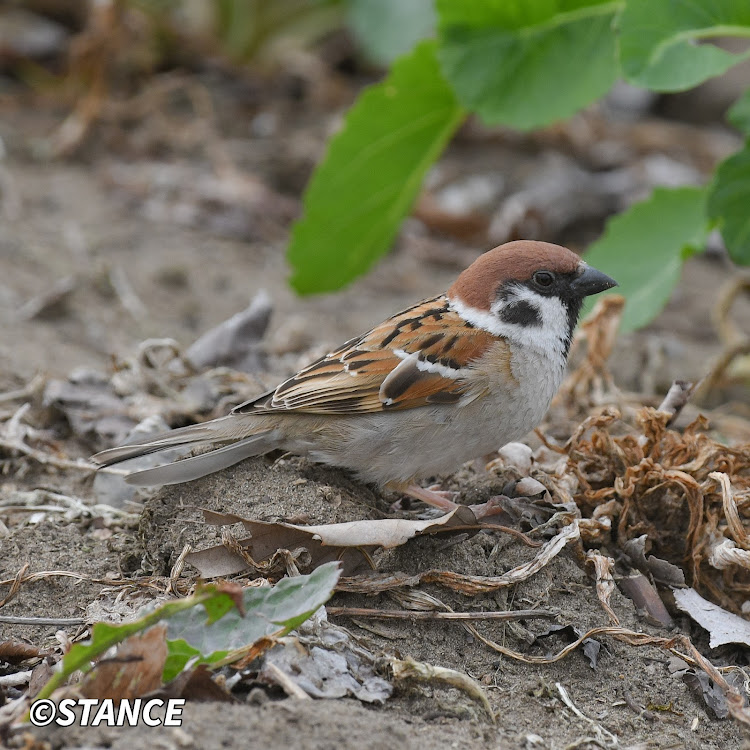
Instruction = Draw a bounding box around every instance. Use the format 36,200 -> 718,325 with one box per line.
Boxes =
91,416 -> 279,486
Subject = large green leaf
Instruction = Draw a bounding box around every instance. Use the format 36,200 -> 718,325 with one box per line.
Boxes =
287,40 -> 465,294
584,186 -> 711,332
164,562 -> 341,679
32,583 -> 245,704
727,88 -> 750,138
348,0 -> 435,65
619,0 -> 750,92
436,0 -> 619,130
708,145 -> 750,265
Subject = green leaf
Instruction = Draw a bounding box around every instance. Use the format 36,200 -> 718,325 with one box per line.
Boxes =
32,585 -> 242,705
31,564 -> 340,709
708,144 -> 750,265
727,88 -> 750,137
584,186 -> 711,332
349,0 -> 435,65
619,0 -> 750,92
436,0 -> 619,130
287,40 -> 465,294
163,639 -> 202,683
164,562 -> 341,678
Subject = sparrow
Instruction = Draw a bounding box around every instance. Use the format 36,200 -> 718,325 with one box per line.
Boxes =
92,240 -> 616,514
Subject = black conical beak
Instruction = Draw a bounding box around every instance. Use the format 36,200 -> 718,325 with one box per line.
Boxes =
570,264 -> 618,297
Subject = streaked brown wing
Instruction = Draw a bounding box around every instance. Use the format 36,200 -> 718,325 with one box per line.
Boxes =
232,296 -> 497,415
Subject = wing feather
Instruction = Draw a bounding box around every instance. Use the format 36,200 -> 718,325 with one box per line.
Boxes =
232,296 -> 498,415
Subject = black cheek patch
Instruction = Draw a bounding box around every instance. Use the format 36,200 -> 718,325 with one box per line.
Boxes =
499,300 -> 541,327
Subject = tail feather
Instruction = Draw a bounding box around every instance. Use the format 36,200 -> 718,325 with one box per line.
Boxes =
91,415 -> 280,486
91,416 -> 244,467
124,432 -> 278,486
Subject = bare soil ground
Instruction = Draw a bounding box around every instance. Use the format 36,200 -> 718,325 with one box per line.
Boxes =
1,66 -> 750,750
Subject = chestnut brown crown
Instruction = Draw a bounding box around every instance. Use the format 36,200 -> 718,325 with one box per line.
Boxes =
447,240 -> 582,311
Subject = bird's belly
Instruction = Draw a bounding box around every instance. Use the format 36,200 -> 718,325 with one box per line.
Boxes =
291,346 -> 564,488
304,378 -> 557,487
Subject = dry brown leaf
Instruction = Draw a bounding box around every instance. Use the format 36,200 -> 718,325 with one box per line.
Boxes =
710,471 -> 749,549
618,573 -> 673,628
585,551 -> 619,625
561,294 -> 625,404
391,657 -> 494,722
80,624 -> 167,700
186,506 -> 481,579
338,520 -> 580,596
163,664 -> 237,703
561,394 -> 750,612
0,641 -> 48,664
709,538 -> 750,571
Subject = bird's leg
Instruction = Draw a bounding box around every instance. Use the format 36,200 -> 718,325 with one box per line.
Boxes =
403,484 -> 459,511
401,485 -> 505,520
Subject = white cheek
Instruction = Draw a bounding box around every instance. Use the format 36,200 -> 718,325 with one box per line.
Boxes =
450,289 -> 570,360
446,296 -> 506,337
500,287 -> 568,331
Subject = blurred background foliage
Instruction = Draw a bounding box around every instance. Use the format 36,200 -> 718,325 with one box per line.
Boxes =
0,0 -> 428,79
1,0 -> 749,338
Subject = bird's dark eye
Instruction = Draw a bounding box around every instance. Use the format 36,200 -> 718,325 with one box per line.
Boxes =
533,271 -> 554,288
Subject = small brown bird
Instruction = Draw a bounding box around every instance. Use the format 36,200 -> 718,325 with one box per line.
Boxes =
92,241 -> 616,512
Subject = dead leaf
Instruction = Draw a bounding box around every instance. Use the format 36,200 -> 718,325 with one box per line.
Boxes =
185,290 -> 271,373
585,551 -> 619,625
680,669 -> 730,719
261,639 -> 391,704
28,659 -> 56,697
337,521 -> 580,595
80,623 -> 168,700
391,657 -> 494,722
161,664 -> 237,703
673,588 -> 750,648
618,573 -> 673,627
186,505 -> 480,579
0,641 -> 48,664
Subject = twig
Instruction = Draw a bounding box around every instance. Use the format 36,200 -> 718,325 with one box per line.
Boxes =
556,682 -> 618,747
0,671 -> 33,687
622,687 -> 658,722
264,662 -> 310,700
327,607 -> 556,621
109,266 -> 147,320
338,521 -> 580,596
0,375 -> 45,404
656,380 -> 695,426
0,437 -> 102,474
695,340 -> 750,402
712,273 -> 750,347
0,563 -> 28,608
0,615 -> 86,626
167,544 -> 192,596
0,489 -> 136,520
17,276 -> 77,321
0,569 -> 164,606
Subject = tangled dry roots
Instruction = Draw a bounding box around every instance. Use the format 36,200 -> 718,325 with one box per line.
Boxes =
561,406 -> 750,612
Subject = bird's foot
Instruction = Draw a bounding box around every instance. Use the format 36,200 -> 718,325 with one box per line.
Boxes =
398,485 -> 507,520
465,496 -> 506,520
402,484 -> 459,512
